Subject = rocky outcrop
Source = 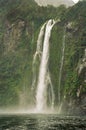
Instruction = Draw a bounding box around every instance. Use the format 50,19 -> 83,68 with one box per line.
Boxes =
76,48 -> 86,98
3,19 -> 25,54
78,49 -> 86,75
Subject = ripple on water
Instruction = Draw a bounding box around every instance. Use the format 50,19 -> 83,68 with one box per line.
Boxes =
0,115 -> 86,130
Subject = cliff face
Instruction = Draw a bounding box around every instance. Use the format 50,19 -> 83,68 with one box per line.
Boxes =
61,22 -> 86,115
3,20 -> 25,54
0,0 -> 86,114
0,19 -> 31,106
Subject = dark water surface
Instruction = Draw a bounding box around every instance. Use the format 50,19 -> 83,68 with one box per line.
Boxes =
0,114 -> 86,130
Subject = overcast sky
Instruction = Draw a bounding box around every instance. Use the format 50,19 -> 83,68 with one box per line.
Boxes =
35,0 -> 74,7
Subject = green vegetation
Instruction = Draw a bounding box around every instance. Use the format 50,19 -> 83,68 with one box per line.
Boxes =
0,0 -> 86,107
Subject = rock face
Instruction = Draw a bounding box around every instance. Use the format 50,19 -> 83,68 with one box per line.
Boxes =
60,19 -> 86,115
3,19 -> 25,54
0,0 -> 85,113
35,0 -> 74,7
78,49 -> 86,75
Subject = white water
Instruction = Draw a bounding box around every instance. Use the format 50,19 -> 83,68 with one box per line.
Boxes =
58,29 -> 66,103
32,23 -> 46,90
36,20 -> 56,112
47,70 -> 55,110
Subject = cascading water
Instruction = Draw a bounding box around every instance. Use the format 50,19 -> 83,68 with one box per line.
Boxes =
36,19 -> 56,112
46,70 -> 55,110
32,23 -> 46,90
32,19 -> 56,112
58,28 -> 66,104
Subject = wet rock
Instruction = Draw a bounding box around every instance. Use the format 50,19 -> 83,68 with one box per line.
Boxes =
3,20 -> 26,54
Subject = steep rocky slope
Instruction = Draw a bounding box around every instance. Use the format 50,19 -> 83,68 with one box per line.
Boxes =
0,0 -> 86,114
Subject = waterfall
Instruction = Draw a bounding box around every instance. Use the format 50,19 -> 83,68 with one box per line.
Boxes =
32,23 -> 46,90
58,28 -> 66,103
34,19 -> 56,112
47,70 -> 55,110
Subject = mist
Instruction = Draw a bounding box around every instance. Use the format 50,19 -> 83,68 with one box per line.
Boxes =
35,0 -> 74,7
